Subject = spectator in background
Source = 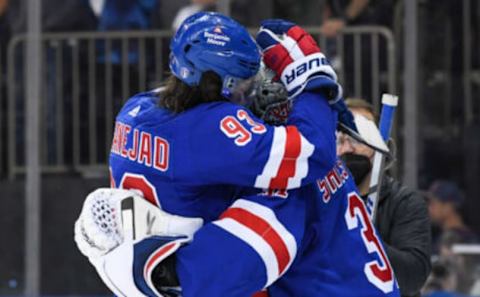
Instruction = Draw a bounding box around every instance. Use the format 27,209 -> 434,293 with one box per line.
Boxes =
86,0 -> 161,163
92,0 -> 160,33
0,0 -> 5,13
337,98 -> 431,297
422,259 -> 469,297
5,0 -> 97,33
230,0 -> 273,27
0,0 -> 8,71
2,0 -> 97,167
320,0 -> 395,100
171,0 -> 273,30
88,0 -> 161,94
172,0 -> 218,31
427,180 -> 478,257
273,0 -> 323,26
321,0 -> 395,37
0,0 -> 8,44
0,0 -> 8,174
90,0 -> 160,64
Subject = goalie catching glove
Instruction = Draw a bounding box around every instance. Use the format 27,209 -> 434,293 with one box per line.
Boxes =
74,188 -> 203,296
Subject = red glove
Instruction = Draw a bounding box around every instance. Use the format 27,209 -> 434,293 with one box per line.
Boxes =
256,19 -> 341,101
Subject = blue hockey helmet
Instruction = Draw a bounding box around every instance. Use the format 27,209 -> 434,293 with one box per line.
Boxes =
169,12 -> 261,104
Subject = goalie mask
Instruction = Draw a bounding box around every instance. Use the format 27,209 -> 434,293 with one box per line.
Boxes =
250,65 -> 291,125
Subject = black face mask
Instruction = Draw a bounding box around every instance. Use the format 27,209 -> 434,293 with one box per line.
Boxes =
341,153 -> 372,185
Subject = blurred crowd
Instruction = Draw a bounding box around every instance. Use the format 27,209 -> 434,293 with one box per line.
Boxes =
0,0 -> 396,41
0,0 -> 398,166
0,1 -> 479,297
422,180 -> 479,297
0,0 -> 397,105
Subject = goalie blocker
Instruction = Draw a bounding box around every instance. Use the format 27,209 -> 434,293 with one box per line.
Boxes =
74,188 -> 203,297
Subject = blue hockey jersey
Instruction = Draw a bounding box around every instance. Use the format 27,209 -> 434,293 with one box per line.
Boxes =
177,161 -> 400,297
109,90 -> 400,296
110,89 -> 337,220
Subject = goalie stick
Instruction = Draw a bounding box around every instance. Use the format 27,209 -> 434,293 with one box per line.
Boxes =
366,94 -> 398,223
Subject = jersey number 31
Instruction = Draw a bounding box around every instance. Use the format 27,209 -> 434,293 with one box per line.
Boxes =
345,192 -> 395,293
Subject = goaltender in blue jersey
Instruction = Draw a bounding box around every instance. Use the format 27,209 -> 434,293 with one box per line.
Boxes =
75,12 -> 400,297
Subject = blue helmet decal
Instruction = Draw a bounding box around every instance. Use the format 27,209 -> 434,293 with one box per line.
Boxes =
169,12 -> 261,92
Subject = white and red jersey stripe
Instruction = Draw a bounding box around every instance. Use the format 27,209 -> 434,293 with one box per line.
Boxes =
143,240 -> 184,297
254,126 -> 315,191
213,199 -> 297,287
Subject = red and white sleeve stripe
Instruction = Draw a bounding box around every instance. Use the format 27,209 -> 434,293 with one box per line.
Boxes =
143,241 -> 183,296
213,199 -> 297,287
254,126 -> 315,190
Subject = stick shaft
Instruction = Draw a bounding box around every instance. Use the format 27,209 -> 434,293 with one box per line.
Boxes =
367,94 -> 398,222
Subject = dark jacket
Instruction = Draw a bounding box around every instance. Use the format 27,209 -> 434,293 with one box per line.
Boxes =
327,0 -> 395,27
5,0 -> 97,34
373,176 -> 432,297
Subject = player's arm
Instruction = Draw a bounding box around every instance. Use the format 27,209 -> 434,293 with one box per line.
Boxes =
175,191 -> 306,297
177,21 -> 347,190
179,100 -> 337,191
74,188 -> 305,297
256,19 -> 358,146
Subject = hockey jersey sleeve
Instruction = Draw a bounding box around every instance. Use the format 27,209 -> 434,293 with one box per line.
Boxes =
175,191 -> 306,297
176,91 -> 337,190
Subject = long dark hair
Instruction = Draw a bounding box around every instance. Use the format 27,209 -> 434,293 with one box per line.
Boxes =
159,71 -> 226,113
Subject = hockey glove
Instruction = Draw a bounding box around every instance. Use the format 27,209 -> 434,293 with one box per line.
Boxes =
74,188 -> 203,296
256,19 -> 342,101
74,188 -> 125,259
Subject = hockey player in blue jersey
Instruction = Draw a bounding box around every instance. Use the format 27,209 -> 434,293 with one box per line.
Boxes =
74,12 -> 400,297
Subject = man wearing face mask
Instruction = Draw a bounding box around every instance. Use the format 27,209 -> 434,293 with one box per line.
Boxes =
337,98 -> 432,297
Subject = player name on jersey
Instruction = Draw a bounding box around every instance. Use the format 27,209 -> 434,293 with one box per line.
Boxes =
316,160 -> 350,203
111,121 -> 169,172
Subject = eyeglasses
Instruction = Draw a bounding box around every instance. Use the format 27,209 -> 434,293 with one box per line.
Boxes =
336,132 -> 363,148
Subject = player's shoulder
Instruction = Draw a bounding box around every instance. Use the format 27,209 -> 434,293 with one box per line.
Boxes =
193,101 -> 249,116
118,90 -> 159,115
183,101 -> 257,125
116,89 -> 172,123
